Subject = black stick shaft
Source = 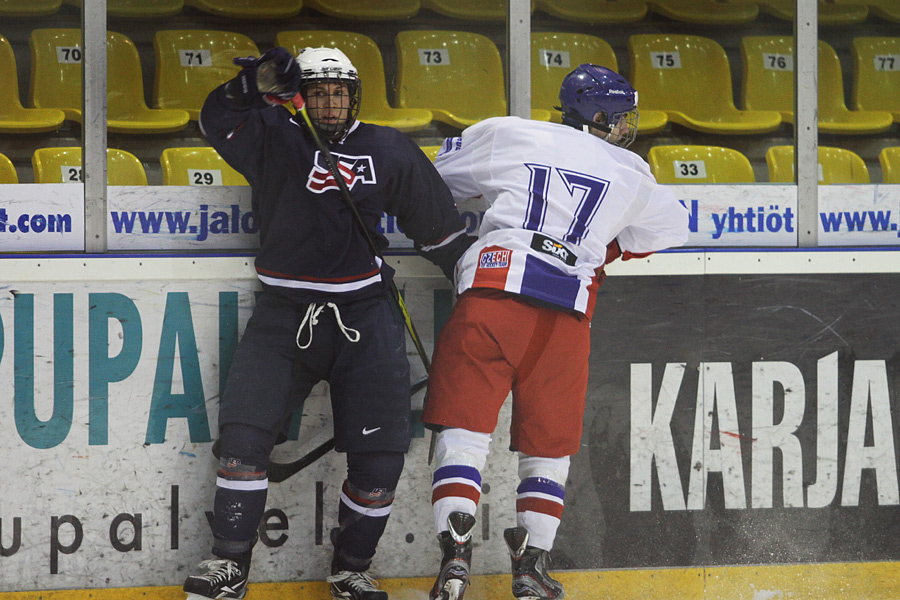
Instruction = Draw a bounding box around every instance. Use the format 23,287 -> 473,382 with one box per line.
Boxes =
292,93 -> 438,466
291,94 -> 431,371
265,376 -> 429,482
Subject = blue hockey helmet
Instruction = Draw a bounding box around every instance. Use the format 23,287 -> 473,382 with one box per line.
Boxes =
558,64 -> 639,148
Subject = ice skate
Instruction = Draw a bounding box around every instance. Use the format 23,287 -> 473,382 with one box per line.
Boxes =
430,511 -> 477,600
183,557 -> 248,600
504,527 -> 565,600
327,570 -> 388,600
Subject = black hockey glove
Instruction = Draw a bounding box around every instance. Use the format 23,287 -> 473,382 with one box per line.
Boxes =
230,46 -> 302,107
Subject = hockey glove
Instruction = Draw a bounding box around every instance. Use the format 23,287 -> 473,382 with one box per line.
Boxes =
231,47 -> 302,106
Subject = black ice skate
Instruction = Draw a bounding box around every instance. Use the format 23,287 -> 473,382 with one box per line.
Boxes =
183,557 -> 248,600
504,527 -> 565,600
430,511 -> 477,600
327,570 -> 388,600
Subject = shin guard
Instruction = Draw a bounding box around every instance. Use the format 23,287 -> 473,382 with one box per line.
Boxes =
515,454 -> 570,551
212,424 -> 276,558
333,451 -> 404,573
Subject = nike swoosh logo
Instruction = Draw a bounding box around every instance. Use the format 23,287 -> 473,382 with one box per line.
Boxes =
362,427 -> 381,435
221,582 -> 245,594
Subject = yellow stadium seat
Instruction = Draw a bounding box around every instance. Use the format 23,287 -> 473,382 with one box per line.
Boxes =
183,0 -> 302,18
396,30 -> 551,129
646,0 -> 758,24
628,34 -> 781,135
741,36 -> 893,135
0,0 -> 60,16
61,0 -> 183,17
303,0 -> 419,19
879,147 -> 900,183
534,0 -> 647,23
0,34 -> 65,134
32,148 -> 148,185
648,145 -> 755,183
766,146 -> 870,185
421,0 -> 531,20
863,0 -> 900,22
154,30 -> 259,120
29,29 -> 190,134
0,153 -> 18,183
161,147 -> 248,185
851,37 -> 900,124
532,32 -> 616,124
531,32 -> 666,134
276,30 -> 432,132
419,145 -> 441,162
757,0 -> 868,25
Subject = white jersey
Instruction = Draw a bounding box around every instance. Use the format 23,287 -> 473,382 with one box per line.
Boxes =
434,116 -> 689,317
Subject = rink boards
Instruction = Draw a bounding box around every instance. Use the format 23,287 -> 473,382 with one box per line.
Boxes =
1,249 -> 900,597
1,561 -> 899,600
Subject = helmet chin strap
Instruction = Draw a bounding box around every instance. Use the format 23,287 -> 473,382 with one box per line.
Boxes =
562,109 -> 613,136
580,122 -> 615,141
580,121 -> 615,141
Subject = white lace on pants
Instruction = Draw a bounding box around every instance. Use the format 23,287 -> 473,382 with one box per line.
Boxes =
295,302 -> 361,349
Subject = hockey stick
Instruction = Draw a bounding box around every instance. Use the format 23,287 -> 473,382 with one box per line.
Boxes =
211,437 -> 334,484
290,93 -> 432,373
267,376 -> 428,482
291,93 -> 439,465
232,55 -> 429,369
212,376 -> 429,483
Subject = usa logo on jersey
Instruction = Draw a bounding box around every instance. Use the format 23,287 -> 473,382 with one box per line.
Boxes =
306,151 -> 377,194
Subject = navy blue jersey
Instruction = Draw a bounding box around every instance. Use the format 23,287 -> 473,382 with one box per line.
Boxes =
200,81 -> 471,303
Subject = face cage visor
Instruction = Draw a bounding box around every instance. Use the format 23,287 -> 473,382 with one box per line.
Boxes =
301,78 -> 361,140
605,107 -> 639,149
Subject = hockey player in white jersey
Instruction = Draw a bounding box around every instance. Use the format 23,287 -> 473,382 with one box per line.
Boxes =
422,64 -> 689,600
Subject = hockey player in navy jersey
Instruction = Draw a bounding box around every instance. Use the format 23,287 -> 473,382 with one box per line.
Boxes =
422,65 -> 690,600
182,46 -> 471,600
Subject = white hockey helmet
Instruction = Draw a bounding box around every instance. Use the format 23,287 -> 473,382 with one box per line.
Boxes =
297,47 -> 361,139
297,47 -> 358,83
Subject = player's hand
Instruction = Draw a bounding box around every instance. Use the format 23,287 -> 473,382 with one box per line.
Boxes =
256,47 -> 302,100
232,47 -> 302,104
